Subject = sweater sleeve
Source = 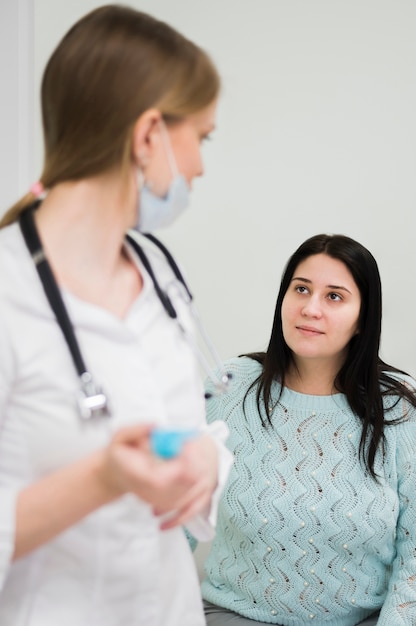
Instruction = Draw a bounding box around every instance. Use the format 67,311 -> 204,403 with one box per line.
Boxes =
377,410 -> 416,624
0,321 -> 19,591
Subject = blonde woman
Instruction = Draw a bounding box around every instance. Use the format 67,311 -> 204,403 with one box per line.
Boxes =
0,5 -> 232,625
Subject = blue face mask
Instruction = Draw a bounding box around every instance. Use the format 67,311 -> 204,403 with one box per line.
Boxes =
137,174 -> 189,232
136,122 -> 190,232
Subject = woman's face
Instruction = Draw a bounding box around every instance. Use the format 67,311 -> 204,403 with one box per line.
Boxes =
143,99 -> 217,196
281,253 -> 361,371
168,100 -> 217,187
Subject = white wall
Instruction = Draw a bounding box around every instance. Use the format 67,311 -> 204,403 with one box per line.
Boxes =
0,0 -> 34,209
3,0 -> 416,375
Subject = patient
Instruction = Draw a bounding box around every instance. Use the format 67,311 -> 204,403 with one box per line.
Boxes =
191,234 -> 416,626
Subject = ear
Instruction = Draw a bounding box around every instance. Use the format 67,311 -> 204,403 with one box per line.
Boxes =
131,108 -> 162,168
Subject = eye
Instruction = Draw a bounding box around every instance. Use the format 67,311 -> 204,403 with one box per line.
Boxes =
328,292 -> 342,301
200,133 -> 213,143
295,285 -> 309,294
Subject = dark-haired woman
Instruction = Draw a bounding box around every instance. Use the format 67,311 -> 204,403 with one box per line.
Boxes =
192,234 -> 416,626
0,5 -> 232,626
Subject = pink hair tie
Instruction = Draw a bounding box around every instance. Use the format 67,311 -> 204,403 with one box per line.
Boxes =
30,181 -> 45,198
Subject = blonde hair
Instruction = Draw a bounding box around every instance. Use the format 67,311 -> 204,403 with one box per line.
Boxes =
2,4 -> 220,227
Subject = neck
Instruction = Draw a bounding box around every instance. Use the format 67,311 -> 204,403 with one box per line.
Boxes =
285,358 -> 343,396
31,169 -> 142,318
34,171 -> 135,282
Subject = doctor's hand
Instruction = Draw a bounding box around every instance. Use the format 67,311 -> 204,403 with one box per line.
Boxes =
155,433 -> 219,531
101,424 -> 218,527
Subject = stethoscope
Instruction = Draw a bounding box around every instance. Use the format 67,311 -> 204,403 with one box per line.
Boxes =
19,202 -> 231,421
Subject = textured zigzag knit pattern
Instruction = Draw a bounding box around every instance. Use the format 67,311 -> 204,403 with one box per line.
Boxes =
200,357 -> 416,626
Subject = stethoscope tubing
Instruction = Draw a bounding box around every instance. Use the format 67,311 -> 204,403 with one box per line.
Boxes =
19,204 -> 230,420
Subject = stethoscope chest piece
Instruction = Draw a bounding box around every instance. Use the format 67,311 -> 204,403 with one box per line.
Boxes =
77,372 -> 111,420
19,204 -> 231,422
19,206 -> 112,421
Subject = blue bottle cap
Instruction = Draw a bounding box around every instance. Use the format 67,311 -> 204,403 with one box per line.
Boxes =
150,428 -> 198,459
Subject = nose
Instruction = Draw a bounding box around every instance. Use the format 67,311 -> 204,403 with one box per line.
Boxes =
186,151 -> 204,187
301,297 -> 323,319
194,150 -> 204,178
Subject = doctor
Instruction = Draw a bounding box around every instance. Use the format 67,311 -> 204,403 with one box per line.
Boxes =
0,5 -> 232,626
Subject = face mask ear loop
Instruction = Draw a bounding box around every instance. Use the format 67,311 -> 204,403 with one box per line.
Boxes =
159,119 -> 179,178
136,165 -> 145,192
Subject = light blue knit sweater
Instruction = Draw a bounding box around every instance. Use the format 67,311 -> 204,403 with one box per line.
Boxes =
195,357 -> 416,626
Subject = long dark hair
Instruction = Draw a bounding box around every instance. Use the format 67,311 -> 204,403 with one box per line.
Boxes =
244,233 -> 416,478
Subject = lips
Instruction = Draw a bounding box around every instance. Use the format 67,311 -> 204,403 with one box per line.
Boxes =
296,325 -> 324,336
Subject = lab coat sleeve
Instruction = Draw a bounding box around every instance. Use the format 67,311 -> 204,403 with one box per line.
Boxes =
0,322 -> 19,591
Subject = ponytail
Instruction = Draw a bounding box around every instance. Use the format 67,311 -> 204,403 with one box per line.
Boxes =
1,181 -> 46,228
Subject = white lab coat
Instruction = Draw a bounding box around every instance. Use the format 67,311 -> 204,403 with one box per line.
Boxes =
0,223 -> 232,626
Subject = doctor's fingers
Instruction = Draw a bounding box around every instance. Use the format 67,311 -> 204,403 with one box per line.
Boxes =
157,478 -> 214,530
129,454 -> 206,510
152,450 -> 217,519
105,436 -> 192,503
148,436 -> 219,516
179,435 -> 219,485
127,452 -> 213,513
111,423 -> 154,448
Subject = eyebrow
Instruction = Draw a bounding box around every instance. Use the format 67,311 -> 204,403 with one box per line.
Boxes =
291,276 -> 352,295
